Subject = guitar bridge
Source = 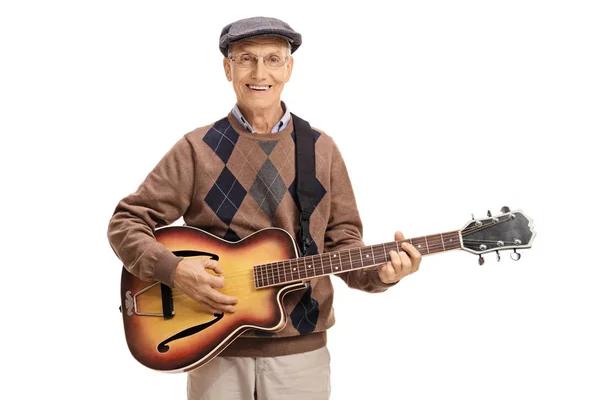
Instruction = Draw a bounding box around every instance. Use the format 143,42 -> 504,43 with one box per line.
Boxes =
126,282 -> 175,318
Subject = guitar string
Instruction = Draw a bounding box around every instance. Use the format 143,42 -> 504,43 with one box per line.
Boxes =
166,220 -> 506,284
182,233 -> 460,283
173,237 -> 457,283
250,220 -> 521,288
246,234 -> 460,279
166,218 -> 521,292
168,250 -> 408,296
460,216 -> 518,236
174,238 -> 503,291
166,241 -> 453,294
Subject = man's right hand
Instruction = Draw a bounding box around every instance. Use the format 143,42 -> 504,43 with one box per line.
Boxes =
173,258 -> 238,314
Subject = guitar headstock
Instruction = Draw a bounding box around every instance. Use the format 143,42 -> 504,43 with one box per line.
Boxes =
459,207 -> 536,263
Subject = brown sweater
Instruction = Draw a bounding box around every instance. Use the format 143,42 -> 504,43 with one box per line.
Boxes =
107,113 -> 393,357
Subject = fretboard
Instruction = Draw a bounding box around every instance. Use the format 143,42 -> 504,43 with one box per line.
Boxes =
253,230 -> 461,288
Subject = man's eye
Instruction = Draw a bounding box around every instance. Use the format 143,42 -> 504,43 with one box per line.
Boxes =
268,56 -> 281,63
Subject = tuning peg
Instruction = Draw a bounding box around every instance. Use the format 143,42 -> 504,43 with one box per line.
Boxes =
501,206 -> 511,213
478,255 -> 485,265
496,251 -> 501,262
510,249 -> 521,261
487,210 -> 492,217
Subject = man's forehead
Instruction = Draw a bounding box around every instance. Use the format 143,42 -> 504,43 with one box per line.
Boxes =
230,37 -> 289,52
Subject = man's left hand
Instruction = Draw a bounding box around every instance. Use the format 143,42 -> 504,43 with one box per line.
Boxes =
378,231 -> 422,284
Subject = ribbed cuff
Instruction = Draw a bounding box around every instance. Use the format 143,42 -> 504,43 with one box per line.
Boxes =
369,267 -> 399,292
151,246 -> 183,287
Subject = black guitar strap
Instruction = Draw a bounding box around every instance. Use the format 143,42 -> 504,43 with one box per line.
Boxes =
291,113 -> 318,257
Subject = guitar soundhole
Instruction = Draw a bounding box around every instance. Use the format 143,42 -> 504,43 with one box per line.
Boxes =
156,313 -> 224,353
173,250 -> 219,260
157,344 -> 170,353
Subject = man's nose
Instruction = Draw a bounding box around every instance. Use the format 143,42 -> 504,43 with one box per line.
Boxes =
251,57 -> 267,80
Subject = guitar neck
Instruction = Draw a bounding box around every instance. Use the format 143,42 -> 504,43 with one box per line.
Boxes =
254,230 -> 461,288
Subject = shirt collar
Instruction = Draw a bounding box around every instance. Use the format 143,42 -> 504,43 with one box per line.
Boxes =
231,102 -> 291,134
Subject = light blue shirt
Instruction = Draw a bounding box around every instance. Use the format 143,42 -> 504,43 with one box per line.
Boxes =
231,102 -> 291,133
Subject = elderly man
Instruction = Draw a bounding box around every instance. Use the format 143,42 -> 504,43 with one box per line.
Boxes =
108,16 -> 421,400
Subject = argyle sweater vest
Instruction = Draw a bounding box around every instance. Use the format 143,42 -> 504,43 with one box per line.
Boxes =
108,113 -> 393,357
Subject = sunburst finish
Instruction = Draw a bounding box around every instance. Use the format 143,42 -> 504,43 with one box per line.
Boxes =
120,226 -> 302,372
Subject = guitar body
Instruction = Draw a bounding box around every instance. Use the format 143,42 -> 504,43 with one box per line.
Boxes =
120,226 -> 304,372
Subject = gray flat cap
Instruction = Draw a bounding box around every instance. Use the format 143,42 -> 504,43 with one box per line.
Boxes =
219,16 -> 302,57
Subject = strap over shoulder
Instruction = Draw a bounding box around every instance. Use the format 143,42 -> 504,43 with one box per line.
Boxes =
291,113 -> 318,256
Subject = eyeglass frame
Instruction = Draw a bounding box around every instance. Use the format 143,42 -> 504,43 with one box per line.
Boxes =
227,52 -> 290,69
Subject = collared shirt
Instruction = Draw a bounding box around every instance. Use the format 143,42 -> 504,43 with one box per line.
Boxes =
231,102 -> 291,134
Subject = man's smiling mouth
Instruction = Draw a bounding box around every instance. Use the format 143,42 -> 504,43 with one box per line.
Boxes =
247,84 -> 272,91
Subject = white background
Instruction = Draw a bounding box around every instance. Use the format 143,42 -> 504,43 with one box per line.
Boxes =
1,0 -> 599,399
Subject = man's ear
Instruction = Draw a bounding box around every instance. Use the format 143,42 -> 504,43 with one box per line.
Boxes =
285,56 -> 294,82
223,57 -> 232,82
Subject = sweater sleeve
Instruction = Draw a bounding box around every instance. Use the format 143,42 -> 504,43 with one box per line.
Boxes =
324,141 -> 395,293
107,135 -> 196,287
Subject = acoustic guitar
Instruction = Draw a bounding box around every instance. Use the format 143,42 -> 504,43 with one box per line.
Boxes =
120,207 -> 535,372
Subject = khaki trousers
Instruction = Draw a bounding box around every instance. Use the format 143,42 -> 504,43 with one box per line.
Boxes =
187,346 -> 331,400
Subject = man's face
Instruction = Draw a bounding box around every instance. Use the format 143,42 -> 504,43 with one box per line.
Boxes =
223,37 -> 294,113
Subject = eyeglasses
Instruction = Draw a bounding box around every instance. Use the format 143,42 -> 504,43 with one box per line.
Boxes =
228,52 -> 289,69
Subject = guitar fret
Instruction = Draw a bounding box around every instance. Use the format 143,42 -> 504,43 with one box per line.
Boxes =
305,256 -> 313,279
333,252 -> 342,272
384,244 -> 390,262
293,259 -> 299,280
277,262 -> 283,283
276,261 -> 281,284
412,237 -> 425,254
348,249 -> 353,270
302,257 -> 308,280
278,263 -> 283,284
282,260 -> 287,282
259,266 -> 265,288
339,249 -> 350,272
252,229 -> 462,288
380,244 -> 388,263
299,258 -> 307,280
319,254 -> 326,276
430,234 -> 444,254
